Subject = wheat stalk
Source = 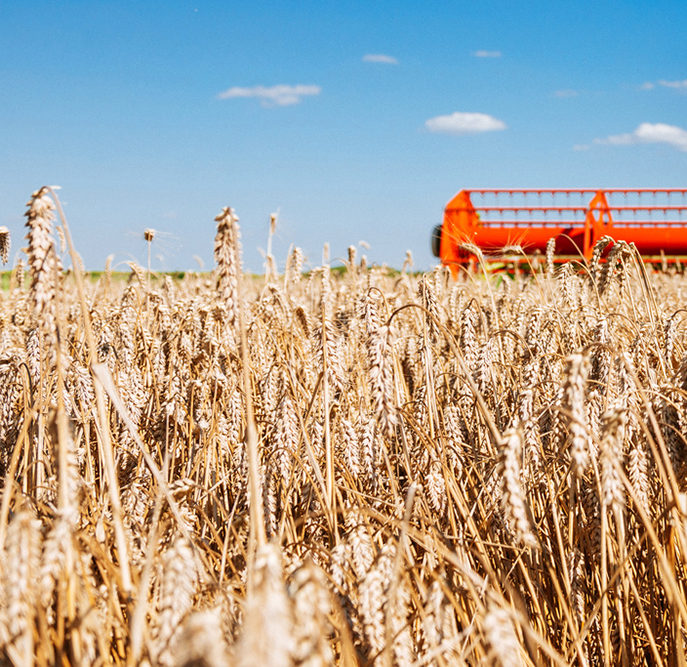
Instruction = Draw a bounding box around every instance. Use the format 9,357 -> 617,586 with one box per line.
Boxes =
4,186 -> 687,666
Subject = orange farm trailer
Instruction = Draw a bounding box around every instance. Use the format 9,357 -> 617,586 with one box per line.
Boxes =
432,188 -> 687,268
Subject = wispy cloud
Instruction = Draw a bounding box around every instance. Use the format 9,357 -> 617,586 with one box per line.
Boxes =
555,89 -> 578,98
640,79 -> 687,91
658,79 -> 687,89
594,122 -> 687,152
217,84 -> 321,107
425,112 -> 506,135
473,50 -> 501,58
362,54 -> 399,64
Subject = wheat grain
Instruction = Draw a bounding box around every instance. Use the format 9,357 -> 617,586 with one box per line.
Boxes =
367,324 -> 397,439
545,237 -> 556,276
155,537 -> 198,666
499,429 -> 538,548
236,543 -> 294,667
600,409 -> 626,511
3,509 -> 41,667
0,226 -> 10,265
359,543 -> 394,661
289,559 -> 334,667
214,207 -> 241,326
483,603 -> 524,667
589,235 -> 613,287
5,188 -> 687,666
24,188 -> 62,370
173,608 -> 229,667
346,508 -> 375,580
564,354 -> 590,478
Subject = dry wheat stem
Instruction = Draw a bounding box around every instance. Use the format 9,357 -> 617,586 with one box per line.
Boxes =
4,191 -> 687,666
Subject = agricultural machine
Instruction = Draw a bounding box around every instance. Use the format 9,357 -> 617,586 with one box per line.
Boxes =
432,188 -> 687,270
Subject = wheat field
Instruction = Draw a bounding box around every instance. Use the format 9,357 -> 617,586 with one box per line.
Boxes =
1,187 -> 687,666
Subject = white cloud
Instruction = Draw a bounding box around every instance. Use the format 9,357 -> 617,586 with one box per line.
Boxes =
595,132 -> 635,146
573,144 -> 590,151
473,50 -> 501,58
658,79 -> 687,89
362,54 -> 399,64
555,89 -> 578,98
425,112 -> 507,135
217,84 -> 321,107
594,122 -> 687,152
639,79 -> 687,91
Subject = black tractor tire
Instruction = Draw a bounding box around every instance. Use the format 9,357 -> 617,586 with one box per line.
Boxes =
431,224 -> 443,258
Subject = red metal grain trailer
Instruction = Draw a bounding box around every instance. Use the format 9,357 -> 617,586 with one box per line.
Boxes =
432,188 -> 687,270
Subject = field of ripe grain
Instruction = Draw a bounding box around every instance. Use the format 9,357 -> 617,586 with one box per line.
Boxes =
2,188 -> 687,666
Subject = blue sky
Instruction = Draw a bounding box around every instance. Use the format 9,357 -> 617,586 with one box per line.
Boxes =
1,0 -> 686,272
